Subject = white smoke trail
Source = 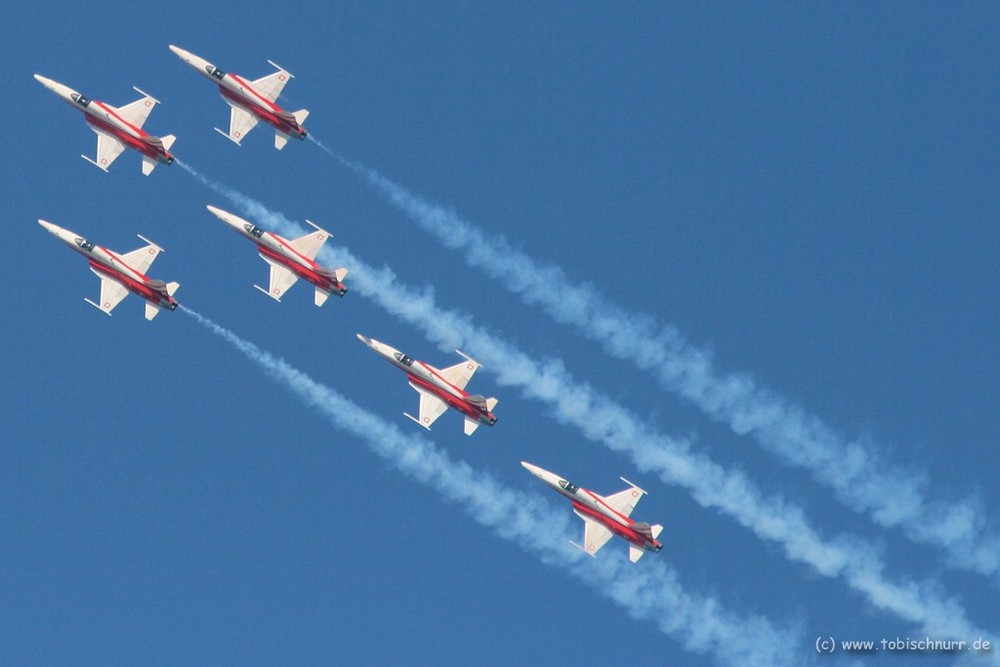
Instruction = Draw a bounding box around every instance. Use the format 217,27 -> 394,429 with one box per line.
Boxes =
179,306 -> 803,667
178,163 -> 997,645
321,155 -> 1000,579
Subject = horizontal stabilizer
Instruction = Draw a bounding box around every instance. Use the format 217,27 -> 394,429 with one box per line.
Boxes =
632,522 -> 660,541
274,131 -> 289,150
316,266 -> 349,283
651,524 -> 663,539
293,109 -> 309,125
629,545 -> 645,563
147,280 -> 180,299
464,419 -> 480,436
144,302 -> 161,321
314,287 -> 329,307
161,134 -> 177,151
142,156 -> 157,176
466,395 -> 498,412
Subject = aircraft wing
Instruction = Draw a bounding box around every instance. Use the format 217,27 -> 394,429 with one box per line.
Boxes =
251,69 -> 291,103
286,229 -> 329,261
115,94 -> 158,129
118,242 -> 162,276
439,358 -> 480,390
226,104 -> 259,144
408,382 -> 450,429
603,486 -> 645,519
92,130 -> 127,171
573,510 -> 616,556
89,269 -> 129,315
259,255 -> 299,300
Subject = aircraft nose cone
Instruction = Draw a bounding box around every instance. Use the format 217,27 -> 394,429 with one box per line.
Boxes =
37,219 -> 59,234
356,333 -> 372,346
34,74 -> 75,100
520,461 -> 542,475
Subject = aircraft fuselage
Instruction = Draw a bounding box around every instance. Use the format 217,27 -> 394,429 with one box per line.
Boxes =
39,220 -> 178,312
522,462 -> 662,555
34,75 -> 174,166
358,335 -> 498,428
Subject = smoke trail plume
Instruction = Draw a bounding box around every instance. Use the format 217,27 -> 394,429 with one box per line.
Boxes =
321,154 -> 999,579
180,306 -> 802,667
179,165 -> 996,645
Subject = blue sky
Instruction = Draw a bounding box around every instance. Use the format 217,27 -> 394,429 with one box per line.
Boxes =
2,3 -> 997,665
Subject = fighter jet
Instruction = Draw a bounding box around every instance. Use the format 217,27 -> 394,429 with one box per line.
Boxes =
33,74 -> 176,175
207,206 -> 347,306
357,334 -> 498,435
169,45 -> 308,149
521,461 -> 663,562
38,220 -> 179,320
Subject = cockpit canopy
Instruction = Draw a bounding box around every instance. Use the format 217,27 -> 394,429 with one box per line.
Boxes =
74,237 -> 95,252
393,352 -> 414,367
558,479 -> 579,494
71,93 -> 90,107
206,66 -> 225,81
243,223 -> 264,238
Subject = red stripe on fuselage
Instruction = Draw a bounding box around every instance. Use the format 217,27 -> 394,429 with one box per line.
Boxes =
406,373 -> 492,424
571,500 -> 652,549
88,260 -> 172,307
219,83 -> 301,136
84,116 -> 170,162
257,244 -> 345,294
92,100 -> 149,138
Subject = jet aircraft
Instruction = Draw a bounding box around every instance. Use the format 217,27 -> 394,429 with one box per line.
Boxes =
38,220 -> 179,319
33,74 -> 175,175
521,461 -> 663,562
356,334 -> 498,435
207,206 -> 347,306
169,45 -> 308,149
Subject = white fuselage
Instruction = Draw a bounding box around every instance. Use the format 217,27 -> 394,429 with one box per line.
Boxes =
206,205 -> 345,297
33,74 -> 171,164
520,461 -> 661,557
38,219 -> 178,311
41,220 -> 145,283
358,335 -> 465,401
169,45 -> 304,139
521,462 -> 628,528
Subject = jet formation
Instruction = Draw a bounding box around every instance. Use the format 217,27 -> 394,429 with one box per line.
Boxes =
39,220 -> 179,319
33,75 -> 176,175
33,45 -> 664,564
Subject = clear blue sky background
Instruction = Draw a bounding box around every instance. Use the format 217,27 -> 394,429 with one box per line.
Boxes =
2,3 -> 997,665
